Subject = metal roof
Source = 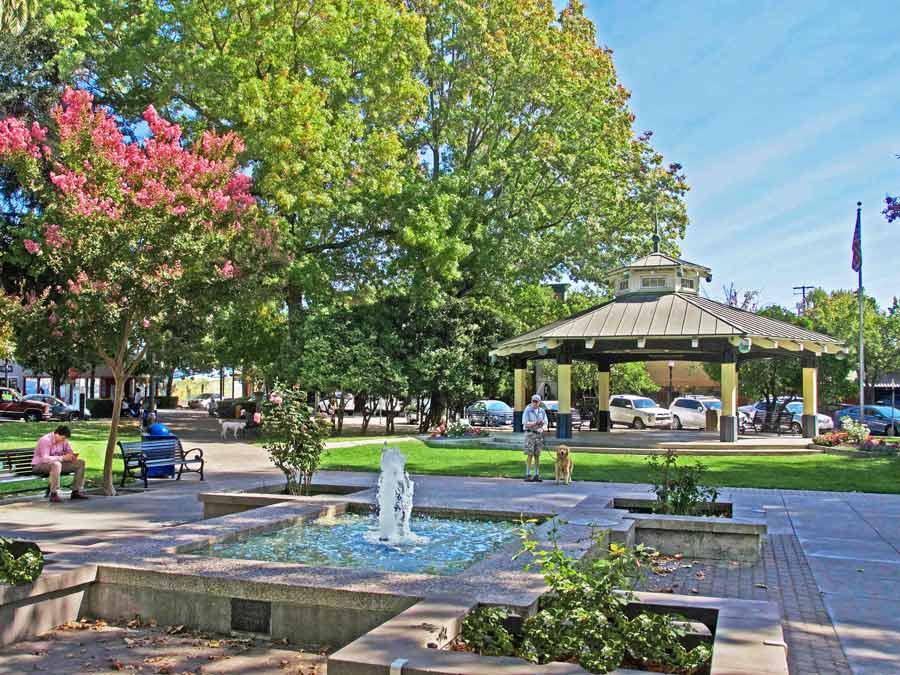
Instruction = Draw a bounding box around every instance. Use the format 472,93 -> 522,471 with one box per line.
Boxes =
609,253 -> 712,275
496,292 -> 842,349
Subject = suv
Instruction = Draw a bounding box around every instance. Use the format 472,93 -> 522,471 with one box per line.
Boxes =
466,400 -> 514,427
0,388 -> 52,421
669,396 -> 721,430
609,395 -> 672,429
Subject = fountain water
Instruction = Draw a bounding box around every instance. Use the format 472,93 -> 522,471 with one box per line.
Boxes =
374,443 -> 424,545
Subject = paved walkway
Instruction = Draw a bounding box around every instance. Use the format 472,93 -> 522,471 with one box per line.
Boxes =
1,421 -> 898,674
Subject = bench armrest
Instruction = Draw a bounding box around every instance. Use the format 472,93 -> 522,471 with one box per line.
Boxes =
182,447 -> 204,461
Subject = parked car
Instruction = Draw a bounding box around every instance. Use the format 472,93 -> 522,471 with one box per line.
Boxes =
832,405 -> 900,436
541,401 -> 582,429
188,393 -> 221,410
669,396 -> 721,430
0,387 -> 52,421
23,394 -> 91,421
742,399 -> 832,434
466,400 -> 514,427
609,395 -> 672,429
210,395 -> 261,418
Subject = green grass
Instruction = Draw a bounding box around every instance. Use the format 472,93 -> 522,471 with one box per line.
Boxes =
319,440 -> 900,494
0,421 -> 140,495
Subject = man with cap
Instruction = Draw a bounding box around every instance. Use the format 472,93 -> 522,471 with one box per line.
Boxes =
522,394 -> 548,482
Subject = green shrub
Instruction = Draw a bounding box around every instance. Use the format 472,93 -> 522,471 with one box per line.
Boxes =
262,384 -> 330,495
86,398 -> 114,418
460,534 -> 711,674
646,449 -> 718,515
0,538 -> 44,585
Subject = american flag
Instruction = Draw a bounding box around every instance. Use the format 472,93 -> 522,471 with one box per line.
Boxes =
851,205 -> 862,273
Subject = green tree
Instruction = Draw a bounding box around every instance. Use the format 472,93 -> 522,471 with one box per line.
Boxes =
0,90 -> 274,495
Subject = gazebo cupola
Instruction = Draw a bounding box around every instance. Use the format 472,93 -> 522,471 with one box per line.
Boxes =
492,238 -> 847,443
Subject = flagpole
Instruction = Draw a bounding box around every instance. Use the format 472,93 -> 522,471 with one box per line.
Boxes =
857,201 -> 865,421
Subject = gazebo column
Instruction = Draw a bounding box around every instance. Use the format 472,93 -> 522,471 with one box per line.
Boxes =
513,359 -> 526,433
720,351 -> 739,442
801,355 -> 819,438
596,361 -> 611,431
556,352 -> 572,439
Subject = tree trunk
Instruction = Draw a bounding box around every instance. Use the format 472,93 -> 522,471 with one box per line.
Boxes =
102,367 -> 126,496
165,369 -> 175,397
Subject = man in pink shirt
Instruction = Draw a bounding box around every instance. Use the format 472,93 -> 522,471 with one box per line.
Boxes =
32,425 -> 88,502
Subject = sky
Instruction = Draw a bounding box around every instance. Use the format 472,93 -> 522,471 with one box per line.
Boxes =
582,1 -> 900,310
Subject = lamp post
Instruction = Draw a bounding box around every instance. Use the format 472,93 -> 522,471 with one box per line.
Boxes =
667,361 -> 675,406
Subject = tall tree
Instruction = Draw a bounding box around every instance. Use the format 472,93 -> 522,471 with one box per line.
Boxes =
0,88 -> 274,494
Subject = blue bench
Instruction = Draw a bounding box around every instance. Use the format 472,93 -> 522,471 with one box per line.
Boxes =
116,438 -> 204,488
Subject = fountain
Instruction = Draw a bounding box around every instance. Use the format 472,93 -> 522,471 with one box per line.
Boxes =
375,443 -> 422,545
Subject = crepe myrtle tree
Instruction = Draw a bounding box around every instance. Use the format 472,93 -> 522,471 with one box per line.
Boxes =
0,88 -> 276,495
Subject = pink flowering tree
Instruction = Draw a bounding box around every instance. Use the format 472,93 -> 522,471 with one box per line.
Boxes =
0,88 -> 276,495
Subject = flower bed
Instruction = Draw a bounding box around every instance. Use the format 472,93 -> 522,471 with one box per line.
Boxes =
429,420 -> 490,440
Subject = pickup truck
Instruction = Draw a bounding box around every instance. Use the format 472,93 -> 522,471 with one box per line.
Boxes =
0,387 -> 52,421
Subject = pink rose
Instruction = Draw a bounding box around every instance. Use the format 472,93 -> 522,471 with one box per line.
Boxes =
23,239 -> 41,255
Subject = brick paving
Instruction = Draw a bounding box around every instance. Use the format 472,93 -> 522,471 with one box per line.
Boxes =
641,534 -> 851,674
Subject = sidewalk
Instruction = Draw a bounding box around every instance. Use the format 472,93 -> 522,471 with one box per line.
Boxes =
1,433 -> 898,674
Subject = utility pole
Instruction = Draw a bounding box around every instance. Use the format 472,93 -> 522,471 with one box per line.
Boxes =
793,285 -> 814,315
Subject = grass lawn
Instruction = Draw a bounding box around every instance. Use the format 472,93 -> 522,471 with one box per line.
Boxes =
0,421 -> 141,495
319,440 -> 900,494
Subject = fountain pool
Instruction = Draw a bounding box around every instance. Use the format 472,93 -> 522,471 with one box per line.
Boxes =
205,512 -> 521,575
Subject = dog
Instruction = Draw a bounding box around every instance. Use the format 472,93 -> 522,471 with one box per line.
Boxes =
555,444 -> 573,485
219,419 -> 245,440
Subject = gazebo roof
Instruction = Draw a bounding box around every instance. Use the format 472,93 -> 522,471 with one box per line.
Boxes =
493,291 -> 844,360
608,252 -> 711,276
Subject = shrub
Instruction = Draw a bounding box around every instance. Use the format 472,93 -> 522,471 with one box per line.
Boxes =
840,416 -> 870,446
0,539 -> 44,585
646,449 -> 718,515
429,420 -> 489,439
460,534 -> 711,674
813,431 -> 849,447
262,384 -> 330,495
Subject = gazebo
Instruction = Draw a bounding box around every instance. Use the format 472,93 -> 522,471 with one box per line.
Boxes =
491,244 -> 846,442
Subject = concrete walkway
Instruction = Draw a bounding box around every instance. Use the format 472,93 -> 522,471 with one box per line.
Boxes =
1,427 -> 898,673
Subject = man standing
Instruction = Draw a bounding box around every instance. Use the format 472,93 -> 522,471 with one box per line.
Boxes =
522,394 -> 548,482
32,425 -> 88,503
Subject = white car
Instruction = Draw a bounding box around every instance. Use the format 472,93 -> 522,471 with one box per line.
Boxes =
669,396 -> 721,430
609,395 -> 673,429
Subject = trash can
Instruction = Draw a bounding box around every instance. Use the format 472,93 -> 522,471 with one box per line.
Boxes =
142,423 -> 177,478
705,409 -> 719,432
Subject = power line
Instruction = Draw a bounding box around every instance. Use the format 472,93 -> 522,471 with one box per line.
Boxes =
793,285 -> 814,315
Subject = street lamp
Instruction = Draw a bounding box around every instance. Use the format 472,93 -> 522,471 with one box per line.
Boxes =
667,361 -> 675,406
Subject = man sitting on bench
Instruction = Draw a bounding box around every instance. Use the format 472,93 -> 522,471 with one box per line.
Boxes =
32,425 -> 89,503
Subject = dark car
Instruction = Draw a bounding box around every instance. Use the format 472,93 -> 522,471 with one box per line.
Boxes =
0,387 -> 51,421
466,400 -> 514,427
542,401 -> 582,429
23,394 -> 91,421
833,405 -> 900,436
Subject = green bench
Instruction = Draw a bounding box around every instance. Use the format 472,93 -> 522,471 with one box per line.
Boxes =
0,447 -> 75,495
116,438 -> 205,488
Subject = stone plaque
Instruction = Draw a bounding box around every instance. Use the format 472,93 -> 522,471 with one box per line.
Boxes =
231,598 -> 271,634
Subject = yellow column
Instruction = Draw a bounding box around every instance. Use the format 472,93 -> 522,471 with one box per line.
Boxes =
597,365 -> 611,432
557,362 -> 572,439
803,367 -> 817,415
720,360 -> 738,442
721,362 -> 737,417
801,364 -> 818,437
513,364 -> 526,433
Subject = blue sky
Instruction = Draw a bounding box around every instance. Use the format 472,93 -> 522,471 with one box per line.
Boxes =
583,1 -> 900,309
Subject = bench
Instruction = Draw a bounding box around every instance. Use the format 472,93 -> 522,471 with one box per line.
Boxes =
752,408 -> 797,435
116,438 -> 204,489
0,447 -> 75,495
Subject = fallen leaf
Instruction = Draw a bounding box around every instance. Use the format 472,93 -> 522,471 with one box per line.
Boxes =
208,640 -> 221,648
166,625 -> 184,635
754,583 -> 767,589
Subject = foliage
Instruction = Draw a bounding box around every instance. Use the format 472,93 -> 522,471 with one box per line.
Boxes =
0,537 -> 44,585
0,0 -> 38,35
646,450 -> 719,515
813,431 -> 850,447
461,534 -> 711,673
840,416 -> 870,446
0,88 -> 275,494
262,383 -> 330,495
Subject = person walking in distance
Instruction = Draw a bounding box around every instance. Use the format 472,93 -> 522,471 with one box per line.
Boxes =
522,394 -> 548,482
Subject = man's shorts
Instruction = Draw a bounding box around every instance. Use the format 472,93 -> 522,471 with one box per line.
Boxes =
524,431 -> 544,456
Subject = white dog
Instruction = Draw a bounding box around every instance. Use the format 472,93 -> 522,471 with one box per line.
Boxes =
220,420 -> 244,440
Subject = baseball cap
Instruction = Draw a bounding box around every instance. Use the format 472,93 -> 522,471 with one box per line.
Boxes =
531,394 -> 541,402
